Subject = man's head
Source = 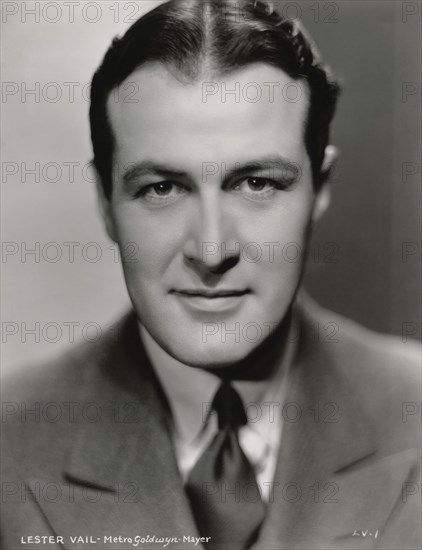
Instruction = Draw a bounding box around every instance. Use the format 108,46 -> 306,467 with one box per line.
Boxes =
90,0 -> 340,368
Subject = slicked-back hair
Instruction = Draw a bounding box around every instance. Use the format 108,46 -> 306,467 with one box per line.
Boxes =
90,0 -> 340,199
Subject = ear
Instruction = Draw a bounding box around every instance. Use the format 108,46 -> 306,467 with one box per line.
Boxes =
312,145 -> 339,222
94,163 -> 117,242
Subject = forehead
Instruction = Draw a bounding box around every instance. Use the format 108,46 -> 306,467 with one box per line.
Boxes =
107,62 -> 310,168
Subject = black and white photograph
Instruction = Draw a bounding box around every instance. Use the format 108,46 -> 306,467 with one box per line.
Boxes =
1,1 -> 421,549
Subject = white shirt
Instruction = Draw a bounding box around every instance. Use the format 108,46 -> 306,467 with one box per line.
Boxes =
139,322 -> 296,502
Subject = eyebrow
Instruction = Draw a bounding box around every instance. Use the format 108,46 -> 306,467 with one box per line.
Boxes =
222,156 -> 300,181
122,155 -> 300,189
122,161 -> 187,187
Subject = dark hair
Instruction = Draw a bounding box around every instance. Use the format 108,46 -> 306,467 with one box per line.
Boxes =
90,0 -> 340,199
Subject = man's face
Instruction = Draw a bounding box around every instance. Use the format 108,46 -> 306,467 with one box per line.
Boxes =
102,62 -> 325,368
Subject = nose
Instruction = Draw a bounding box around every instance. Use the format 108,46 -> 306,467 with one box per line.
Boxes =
183,192 -> 240,275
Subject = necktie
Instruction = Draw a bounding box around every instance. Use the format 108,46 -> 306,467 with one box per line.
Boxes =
185,382 -> 266,550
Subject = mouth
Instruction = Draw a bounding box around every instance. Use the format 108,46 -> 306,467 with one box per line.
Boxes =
170,288 -> 250,313
171,289 -> 250,298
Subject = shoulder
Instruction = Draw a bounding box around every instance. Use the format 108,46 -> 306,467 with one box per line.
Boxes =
1,311 -> 140,449
298,293 -> 420,389
2,311 -> 134,406
1,311 -> 139,480
297,294 -> 421,454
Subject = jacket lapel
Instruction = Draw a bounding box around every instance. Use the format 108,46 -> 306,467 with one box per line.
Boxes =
26,312 -> 202,549
252,299 -> 418,549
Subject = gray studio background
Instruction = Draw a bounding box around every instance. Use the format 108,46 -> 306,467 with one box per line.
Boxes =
2,0 -> 421,375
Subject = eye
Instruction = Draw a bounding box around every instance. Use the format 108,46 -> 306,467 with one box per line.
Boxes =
245,177 -> 269,191
134,181 -> 187,205
150,182 -> 174,196
231,176 -> 292,200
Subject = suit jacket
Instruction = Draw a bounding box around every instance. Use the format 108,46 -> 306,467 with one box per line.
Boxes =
1,298 -> 421,550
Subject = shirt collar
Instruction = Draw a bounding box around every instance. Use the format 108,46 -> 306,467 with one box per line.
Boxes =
139,318 -> 297,445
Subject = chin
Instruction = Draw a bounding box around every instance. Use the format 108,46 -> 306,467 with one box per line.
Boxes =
163,335 -> 258,370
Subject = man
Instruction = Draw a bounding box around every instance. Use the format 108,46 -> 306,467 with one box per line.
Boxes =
2,1 -> 420,549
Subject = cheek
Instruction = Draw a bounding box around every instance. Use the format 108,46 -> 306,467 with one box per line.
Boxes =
111,203 -> 183,282
236,191 -> 314,296
237,191 -> 314,254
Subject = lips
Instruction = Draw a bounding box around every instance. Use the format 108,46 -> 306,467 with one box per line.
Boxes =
170,288 -> 250,313
171,289 -> 250,298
